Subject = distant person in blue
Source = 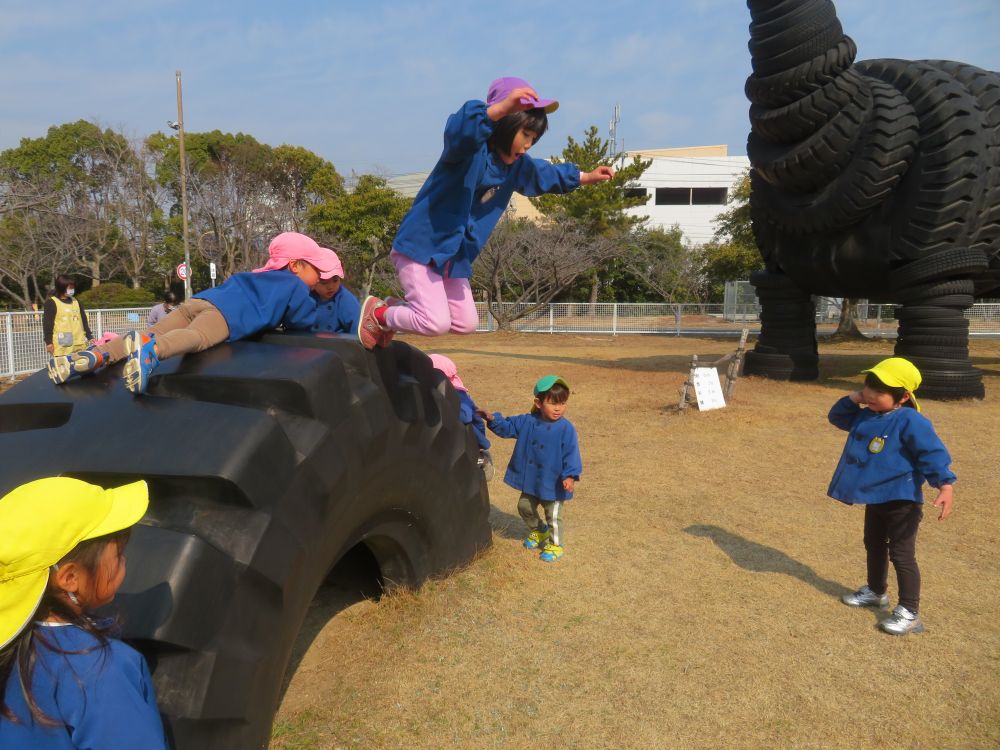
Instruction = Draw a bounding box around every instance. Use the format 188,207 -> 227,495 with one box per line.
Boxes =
311,248 -> 360,336
356,76 -> 616,349
0,477 -> 168,749
828,357 -> 956,636
429,353 -> 494,480
480,375 -> 582,562
46,232 -> 340,395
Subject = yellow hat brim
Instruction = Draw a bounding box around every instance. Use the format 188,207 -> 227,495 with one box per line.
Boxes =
85,480 -> 149,542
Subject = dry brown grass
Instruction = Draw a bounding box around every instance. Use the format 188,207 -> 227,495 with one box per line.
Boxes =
267,333 -> 999,749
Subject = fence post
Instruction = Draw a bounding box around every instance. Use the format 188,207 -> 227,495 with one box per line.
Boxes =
549,305 -> 554,334
612,303 -> 618,336
4,314 -> 14,379
675,305 -> 682,336
875,305 -> 882,336
95,310 -> 104,340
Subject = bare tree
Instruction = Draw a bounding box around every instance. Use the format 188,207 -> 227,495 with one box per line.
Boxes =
473,216 -> 622,328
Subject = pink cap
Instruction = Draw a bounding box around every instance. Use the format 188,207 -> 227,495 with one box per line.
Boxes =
429,354 -> 467,392
253,232 -> 343,280
486,76 -> 559,114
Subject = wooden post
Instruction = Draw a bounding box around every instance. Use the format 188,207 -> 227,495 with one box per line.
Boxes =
678,354 -> 698,411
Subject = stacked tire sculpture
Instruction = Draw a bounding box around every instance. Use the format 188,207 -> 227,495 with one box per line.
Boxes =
743,0 -> 1000,399
0,334 -> 492,749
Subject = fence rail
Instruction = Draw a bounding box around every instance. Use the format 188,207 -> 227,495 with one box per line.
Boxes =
4,303 -> 1000,379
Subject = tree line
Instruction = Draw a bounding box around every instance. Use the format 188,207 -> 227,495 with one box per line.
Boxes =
0,120 -> 762,315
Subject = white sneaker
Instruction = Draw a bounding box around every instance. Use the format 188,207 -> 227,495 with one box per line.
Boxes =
841,585 -> 890,609
879,605 -> 925,635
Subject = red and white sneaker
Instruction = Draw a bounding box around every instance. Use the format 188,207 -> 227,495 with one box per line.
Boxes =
358,296 -> 394,350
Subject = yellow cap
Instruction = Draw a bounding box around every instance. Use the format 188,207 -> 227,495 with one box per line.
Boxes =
0,478 -> 149,649
862,357 -> 922,412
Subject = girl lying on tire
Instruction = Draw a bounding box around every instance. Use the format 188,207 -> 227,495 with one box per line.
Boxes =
46,232 -> 341,395
0,477 -> 168,749
356,77 -> 616,349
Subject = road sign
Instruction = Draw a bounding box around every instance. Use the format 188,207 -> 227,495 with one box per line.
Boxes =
176,262 -> 190,281
209,262 -> 217,280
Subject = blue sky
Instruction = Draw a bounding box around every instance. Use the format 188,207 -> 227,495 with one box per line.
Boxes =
3,0 -> 999,178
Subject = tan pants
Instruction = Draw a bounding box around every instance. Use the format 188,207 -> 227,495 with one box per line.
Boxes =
101,299 -> 230,362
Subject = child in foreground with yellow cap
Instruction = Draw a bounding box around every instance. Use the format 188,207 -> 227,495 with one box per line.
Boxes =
479,375 -> 583,562
0,478 -> 167,749
827,357 -> 956,636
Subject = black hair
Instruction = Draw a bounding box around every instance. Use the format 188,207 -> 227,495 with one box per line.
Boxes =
0,528 -> 131,726
488,109 -> 549,158
52,275 -> 75,298
163,291 -> 178,305
864,372 -> 916,409
537,382 -> 570,404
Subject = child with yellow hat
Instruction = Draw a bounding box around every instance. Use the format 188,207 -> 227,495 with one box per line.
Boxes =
0,478 -> 167,748
827,357 -> 956,636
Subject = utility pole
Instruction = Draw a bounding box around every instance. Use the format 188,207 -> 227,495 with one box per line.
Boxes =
173,71 -> 192,300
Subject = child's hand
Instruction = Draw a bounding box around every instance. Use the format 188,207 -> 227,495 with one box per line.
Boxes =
848,390 -> 865,405
487,87 -> 541,120
562,477 -> 575,492
474,408 -> 493,423
580,166 -> 615,185
933,484 -> 954,521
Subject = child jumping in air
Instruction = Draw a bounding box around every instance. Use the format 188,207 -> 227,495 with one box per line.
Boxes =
357,76 -> 616,349
0,477 -> 168,749
429,353 -> 494,480
480,375 -> 582,562
311,248 -> 360,336
828,357 -> 956,636
46,232 -> 340,394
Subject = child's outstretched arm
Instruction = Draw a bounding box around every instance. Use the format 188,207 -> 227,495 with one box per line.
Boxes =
580,166 -> 615,185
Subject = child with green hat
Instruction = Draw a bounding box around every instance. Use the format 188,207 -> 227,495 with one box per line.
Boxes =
479,375 -> 582,562
827,357 -> 956,636
0,477 -> 167,748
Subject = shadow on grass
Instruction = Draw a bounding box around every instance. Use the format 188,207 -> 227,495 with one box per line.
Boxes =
489,504 -> 525,540
683,524 -> 853,599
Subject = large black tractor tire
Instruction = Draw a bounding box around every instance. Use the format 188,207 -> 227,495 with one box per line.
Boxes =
0,334 -> 492,750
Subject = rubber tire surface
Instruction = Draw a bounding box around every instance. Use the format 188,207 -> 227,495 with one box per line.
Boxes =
0,335 -> 492,750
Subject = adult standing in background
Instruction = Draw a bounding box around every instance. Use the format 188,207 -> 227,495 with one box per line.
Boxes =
42,275 -> 94,355
147,291 -> 179,328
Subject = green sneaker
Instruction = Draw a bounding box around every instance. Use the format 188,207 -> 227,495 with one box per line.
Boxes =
540,543 -> 564,562
523,525 -> 550,550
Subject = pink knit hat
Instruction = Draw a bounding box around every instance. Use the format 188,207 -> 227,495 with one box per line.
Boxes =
429,354 -> 467,392
253,232 -> 343,280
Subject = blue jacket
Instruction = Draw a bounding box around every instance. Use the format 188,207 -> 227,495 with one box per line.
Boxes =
312,286 -> 360,335
488,412 -> 582,501
195,269 -> 317,341
0,624 -> 167,749
458,390 -> 490,450
827,396 -> 956,505
393,100 -> 581,279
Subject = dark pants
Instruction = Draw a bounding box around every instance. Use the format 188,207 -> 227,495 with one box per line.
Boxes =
864,500 -> 923,613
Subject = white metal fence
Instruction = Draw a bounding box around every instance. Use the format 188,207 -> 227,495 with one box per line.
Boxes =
4,303 -> 1000,379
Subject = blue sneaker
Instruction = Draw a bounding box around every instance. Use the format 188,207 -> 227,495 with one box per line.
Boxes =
539,543 -> 564,562
523,525 -> 550,550
122,330 -> 159,394
47,348 -> 107,385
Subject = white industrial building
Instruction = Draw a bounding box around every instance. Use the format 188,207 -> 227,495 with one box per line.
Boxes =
387,144 -> 750,246
621,145 -> 750,245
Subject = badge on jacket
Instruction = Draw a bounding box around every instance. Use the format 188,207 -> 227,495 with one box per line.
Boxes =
479,187 -> 498,204
868,436 -> 886,454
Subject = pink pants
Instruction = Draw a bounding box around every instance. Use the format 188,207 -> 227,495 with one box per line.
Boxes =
384,250 -> 479,336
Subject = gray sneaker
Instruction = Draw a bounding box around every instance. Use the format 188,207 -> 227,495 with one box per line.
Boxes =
841,585 -> 890,609
879,605 -> 925,635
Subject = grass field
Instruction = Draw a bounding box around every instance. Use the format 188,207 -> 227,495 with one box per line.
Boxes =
271,332 -> 1000,749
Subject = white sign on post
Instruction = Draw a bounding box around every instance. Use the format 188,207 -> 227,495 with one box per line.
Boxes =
209,262 -> 217,280
691,366 -> 727,411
